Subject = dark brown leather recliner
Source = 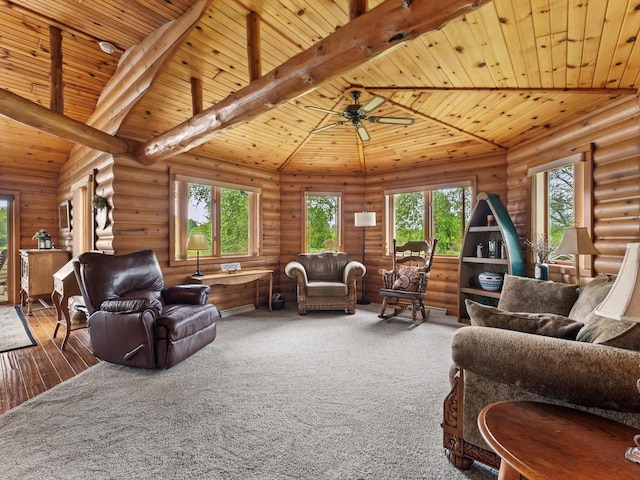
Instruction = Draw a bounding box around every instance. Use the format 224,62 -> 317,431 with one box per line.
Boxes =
73,249 -> 219,369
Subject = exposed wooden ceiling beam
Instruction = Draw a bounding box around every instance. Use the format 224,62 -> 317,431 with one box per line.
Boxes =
91,0 -> 213,134
350,0 -> 367,20
0,87 -> 131,153
364,86 -> 638,95
49,26 -> 63,114
246,11 -> 262,82
0,0 -> 211,158
191,77 -> 203,115
135,0 -> 488,166
383,97 -> 506,150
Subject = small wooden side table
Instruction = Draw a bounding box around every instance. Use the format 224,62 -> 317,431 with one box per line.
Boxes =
51,259 -> 87,350
478,401 -> 640,480
187,269 -> 274,311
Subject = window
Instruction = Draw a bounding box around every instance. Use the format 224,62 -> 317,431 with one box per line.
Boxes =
529,150 -> 591,261
304,193 -> 341,252
172,173 -> 260,260
384,185 -> 472,255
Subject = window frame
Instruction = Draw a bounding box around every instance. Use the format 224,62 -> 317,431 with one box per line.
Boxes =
383,180 -> 474,256
170,169 -> 262,266
527,145 -> 594,270
302,191 -> 343,253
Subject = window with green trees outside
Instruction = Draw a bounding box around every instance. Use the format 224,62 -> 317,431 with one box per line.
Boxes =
385,185 -> 472,255
305,193 -> 341,252
173,175 -> 260,260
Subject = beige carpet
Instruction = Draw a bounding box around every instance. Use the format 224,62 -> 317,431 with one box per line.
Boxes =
0,306 -> 36,353
0,305 -> 496,480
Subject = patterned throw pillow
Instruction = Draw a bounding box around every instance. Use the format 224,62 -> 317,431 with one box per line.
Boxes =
392,265 -> 423,292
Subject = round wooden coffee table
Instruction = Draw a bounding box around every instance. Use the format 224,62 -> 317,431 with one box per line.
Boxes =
478,401 -> 640,480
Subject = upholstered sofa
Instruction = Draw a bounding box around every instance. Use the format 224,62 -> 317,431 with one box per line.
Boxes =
442,274 -> 640,469
74,250 -> 220,369
285,252 -> 365,315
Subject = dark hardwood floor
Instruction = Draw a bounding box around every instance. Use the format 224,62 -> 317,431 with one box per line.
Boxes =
0,303 -> 98,415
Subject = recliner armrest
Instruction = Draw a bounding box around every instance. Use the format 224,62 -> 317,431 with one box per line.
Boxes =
162,284 -> 211,305
452,326 -> 640,412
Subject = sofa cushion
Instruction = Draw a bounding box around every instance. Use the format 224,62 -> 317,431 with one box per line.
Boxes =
466,300 -> 584,339
306,281 -> 348,297
391,265 -> 423,292
576,312 -> 640,351
296,252 -> 349,282
497,274 -> 579,316
568,274 -> 616,321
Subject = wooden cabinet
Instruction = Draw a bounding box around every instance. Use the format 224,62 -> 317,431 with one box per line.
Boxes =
458,193 -> 524,322
20,249 -> 69,315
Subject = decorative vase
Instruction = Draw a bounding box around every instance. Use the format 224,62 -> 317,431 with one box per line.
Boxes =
95,208 -> 108,230
535,263 -> 549,281
478,272 -> 503,292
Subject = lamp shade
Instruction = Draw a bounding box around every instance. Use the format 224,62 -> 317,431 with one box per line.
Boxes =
186,233 -> 208,250
554,227 -> 600,256
355,211 -> 376,228
595,243 -> 640,322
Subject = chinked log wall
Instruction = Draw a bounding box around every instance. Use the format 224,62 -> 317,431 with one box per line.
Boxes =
506,96 -> 640,280
280,154 -> 507,316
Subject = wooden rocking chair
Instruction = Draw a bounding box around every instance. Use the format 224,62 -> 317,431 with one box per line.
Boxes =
378,239 -> 437,324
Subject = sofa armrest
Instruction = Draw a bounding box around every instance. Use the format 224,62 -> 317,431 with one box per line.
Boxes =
285,261 -> 309,285
452,326 -> 640,412
162,284 -> 211,305
343,261 -> 365,284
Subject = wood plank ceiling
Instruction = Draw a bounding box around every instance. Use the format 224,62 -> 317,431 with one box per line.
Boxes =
1,0 -> 639,176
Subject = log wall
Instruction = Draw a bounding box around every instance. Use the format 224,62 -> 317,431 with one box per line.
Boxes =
506,96 -> 640,282
0,167 -> 59,304
47,96 -> 640,316
60,151 -> 282,312
280,154 -> 507,316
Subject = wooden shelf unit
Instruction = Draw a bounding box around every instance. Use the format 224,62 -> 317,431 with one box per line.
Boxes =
458,193 -> 524,322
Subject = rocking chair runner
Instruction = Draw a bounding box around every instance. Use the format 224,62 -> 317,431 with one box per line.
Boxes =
378,239 -> 437,323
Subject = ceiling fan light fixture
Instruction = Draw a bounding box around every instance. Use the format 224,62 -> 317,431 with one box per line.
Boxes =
305,90 -> 414,140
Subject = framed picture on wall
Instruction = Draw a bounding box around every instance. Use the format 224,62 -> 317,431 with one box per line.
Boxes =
59,200 -> 71,232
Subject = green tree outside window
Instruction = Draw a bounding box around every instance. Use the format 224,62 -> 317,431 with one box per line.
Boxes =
306,195 -> 339,252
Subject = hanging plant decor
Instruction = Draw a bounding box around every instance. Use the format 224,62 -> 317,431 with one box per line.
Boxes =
93,195 -> 109,229
93,195 -> 108,211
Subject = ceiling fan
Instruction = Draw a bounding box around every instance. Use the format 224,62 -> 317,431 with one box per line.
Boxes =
306,91 -> 415,142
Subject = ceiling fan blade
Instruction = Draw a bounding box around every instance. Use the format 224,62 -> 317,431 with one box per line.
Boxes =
306,105 -> 344,116
355,122 -> 370,142
357,95 -> 387,115
311,121 -> 345,133
368,116 -> 415,125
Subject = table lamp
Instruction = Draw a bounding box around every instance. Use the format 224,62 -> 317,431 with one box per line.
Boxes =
186,233 -> 208,277
554,226 -> 599,286
594,243 -> 640,464
354,205 -> 376,305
